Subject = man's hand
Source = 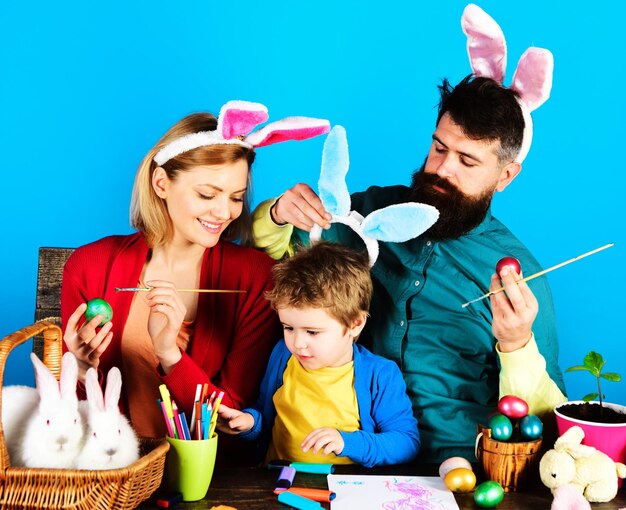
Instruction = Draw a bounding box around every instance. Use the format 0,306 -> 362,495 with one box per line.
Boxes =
271,183 -> 332,231
216,404 -> 255,435
490,266 -> 538,352
301,427 -> 344,456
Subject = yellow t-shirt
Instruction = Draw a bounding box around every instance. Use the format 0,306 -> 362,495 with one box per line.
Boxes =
266,356 -> 360,464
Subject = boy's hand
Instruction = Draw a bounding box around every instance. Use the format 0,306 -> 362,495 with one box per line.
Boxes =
215,404 -> 254,435
301,427 -> 344,456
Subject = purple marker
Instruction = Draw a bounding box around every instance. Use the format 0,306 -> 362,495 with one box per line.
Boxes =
276,466 -> 297,489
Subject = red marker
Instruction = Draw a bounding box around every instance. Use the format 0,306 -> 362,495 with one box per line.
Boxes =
156,492 -> 182,508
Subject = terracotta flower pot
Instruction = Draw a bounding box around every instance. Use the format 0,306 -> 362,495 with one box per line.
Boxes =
476,426 -> 543,492
555,401 -> 626,488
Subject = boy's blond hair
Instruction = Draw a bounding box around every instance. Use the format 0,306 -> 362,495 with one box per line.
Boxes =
265,241 -> 372,329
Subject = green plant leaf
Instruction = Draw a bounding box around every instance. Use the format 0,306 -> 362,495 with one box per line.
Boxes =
583,351 -> 604,376
565,365 -> 589,372
582,393 -> 599,402
601,372 -> 622,382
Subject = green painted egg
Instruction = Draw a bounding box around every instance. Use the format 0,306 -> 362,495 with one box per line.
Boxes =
488,413 -> 513,441
85,298 -> 113,327
474,481 -> 504,507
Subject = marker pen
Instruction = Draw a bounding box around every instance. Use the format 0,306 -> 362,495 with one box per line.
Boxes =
277,491 -> 323,510
274,487 -> 336,502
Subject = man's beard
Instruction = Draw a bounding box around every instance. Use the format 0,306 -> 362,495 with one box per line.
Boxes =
408,165 -> 494,241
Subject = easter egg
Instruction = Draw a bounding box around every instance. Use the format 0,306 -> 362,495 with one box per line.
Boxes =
85,298 -> 113,327
443,467 -> 476,493
496,256 -> 521,275
519,414 -> 543,440
488,413 -> 513,441
438,457 -> 473,478
497,395 -> 529,419
473,481 -> 504,508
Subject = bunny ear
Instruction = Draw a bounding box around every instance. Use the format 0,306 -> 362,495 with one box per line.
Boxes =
318,125 -> 351,216
85,367 -> 105,412
555,425 -> 585,450
216,100 -> 269,140
361,203 -> 439,243
244,117 -> 330,148
511,47 -> 553,112
104,367 -> 122,411
59,352 -> 79,401
461,3 -> 507,82
30,352 -> 60,401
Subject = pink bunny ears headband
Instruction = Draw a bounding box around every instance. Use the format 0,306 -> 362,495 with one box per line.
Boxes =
462,4 -> 553,164
154,100 -> 330,166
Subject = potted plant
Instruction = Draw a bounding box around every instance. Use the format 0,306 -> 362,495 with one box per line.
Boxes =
554,351 -> 626,486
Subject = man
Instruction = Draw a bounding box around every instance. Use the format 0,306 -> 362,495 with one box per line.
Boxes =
253,76 -> 566,462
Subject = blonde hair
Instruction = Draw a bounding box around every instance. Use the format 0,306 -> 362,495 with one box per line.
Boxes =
265,241 -> 372,329
130,113 -> 256,247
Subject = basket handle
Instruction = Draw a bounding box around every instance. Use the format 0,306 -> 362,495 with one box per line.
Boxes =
0,321 -> 63,471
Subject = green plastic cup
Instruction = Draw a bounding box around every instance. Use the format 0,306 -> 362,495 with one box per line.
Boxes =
165,434 -> 218,501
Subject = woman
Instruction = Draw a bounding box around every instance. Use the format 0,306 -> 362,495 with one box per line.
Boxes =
61,101 -> 329,445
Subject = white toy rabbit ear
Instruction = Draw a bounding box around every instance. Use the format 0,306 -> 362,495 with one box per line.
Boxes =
59,352 -> 79,402
318,125 -> 351,216
361,203 -> 439,243
216,100 -> 269,140
461,3 -> 507,83
565,443 -> 598,459
104,367 -> 122,411
85,367 -> 105,412
30,352 -> 60,402
511,47 -> 554,112
244,117 -> 330,148
555,425 -> 585,450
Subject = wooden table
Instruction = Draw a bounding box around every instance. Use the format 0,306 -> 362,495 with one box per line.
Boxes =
141,463 -> 626,509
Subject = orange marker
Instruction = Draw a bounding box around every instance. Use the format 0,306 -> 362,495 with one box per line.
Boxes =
273,487 -> 336,502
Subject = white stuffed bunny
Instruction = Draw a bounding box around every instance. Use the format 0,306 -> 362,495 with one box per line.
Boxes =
1,352 -> 85,468
539,425 -> 626,503
76,366 -> 140,470
310,125 -> 439,266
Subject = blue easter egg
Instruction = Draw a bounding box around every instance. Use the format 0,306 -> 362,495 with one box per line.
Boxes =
488,413 -> 513,441
519,414 -> 543,440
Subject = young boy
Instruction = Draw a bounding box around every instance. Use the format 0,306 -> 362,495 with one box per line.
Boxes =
217,242 -> 420,467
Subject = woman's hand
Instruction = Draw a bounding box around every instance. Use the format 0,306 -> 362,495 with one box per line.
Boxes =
63,302 -> 113,381
145,280 -> 186,372
301,427 -> 344,456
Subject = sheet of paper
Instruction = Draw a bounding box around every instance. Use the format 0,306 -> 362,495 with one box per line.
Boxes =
327,474 -> 460,510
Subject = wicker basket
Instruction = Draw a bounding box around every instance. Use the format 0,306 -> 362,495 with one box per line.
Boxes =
0,321 -> 170,509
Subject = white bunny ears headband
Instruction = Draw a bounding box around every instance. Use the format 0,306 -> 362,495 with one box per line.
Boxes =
310,126 -> 439,267
461,4 -> 553,164
154,100 -> 330,166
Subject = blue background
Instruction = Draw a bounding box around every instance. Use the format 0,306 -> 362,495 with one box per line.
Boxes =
1,1 -> 624,405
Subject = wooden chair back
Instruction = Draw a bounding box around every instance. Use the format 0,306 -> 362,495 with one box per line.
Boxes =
33,247 -> 74,358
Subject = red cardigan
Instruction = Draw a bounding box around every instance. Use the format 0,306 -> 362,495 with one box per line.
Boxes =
61,233 -> 281,419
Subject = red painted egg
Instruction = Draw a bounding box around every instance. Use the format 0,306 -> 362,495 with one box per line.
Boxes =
497,395 -> 529,419
496,256 -> 521,275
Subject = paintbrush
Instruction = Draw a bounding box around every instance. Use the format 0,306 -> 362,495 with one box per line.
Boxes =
462,242 -> 614,308
115,287 -> 246,294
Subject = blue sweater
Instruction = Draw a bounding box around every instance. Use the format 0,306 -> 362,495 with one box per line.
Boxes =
240,341 -> 420,467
